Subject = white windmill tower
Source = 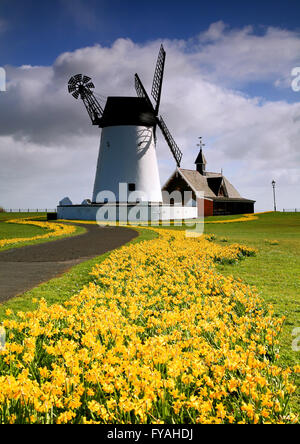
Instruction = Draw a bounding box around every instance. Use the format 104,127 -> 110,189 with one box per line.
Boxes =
66,46 -> 183,217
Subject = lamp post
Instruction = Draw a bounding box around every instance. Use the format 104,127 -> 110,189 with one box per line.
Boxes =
272,180 -> 277,212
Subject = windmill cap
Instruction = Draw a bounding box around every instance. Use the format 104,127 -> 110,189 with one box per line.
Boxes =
99,97 -> 156,128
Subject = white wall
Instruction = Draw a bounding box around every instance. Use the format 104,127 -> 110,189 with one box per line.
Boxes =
92,125 -> 163,203
57,205 -> 197,222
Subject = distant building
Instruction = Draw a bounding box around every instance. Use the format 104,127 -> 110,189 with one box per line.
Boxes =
162,146 -> 255,217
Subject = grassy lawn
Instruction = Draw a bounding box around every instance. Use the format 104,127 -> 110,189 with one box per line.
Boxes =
0,212 -> 47,222
0,212 -> 85,251
0,219 -> 48,240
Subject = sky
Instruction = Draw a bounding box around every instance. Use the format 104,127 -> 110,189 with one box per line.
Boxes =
0,0 -> 300,211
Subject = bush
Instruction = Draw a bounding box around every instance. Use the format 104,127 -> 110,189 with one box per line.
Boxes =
0,207 -> 4,213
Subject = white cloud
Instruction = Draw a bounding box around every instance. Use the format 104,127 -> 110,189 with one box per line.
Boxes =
191,21 -> 300,88
0,136 -> 98,209
0,25 -> 300,211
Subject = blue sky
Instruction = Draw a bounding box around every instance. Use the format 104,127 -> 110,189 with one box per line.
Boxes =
0,0 -> 300,210
1,0 -> 300,66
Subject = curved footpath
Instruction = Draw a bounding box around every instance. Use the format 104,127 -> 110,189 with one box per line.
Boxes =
0,224 -> 138,304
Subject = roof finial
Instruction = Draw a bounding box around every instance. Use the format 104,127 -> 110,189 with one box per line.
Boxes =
197,136 -> 205,151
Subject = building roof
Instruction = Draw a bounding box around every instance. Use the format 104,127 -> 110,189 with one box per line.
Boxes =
176,169 -> 216,198
162,168 -> 255,202
212,197 -> 255,203
195,149 -> 207,165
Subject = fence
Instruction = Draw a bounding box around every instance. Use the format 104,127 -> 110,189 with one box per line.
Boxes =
2,209 -> 56,213
282,209 -> 300,212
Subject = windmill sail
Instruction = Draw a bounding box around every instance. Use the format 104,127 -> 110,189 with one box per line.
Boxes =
151,45 -> 166,115
158,116 -> 183,167
134,46 -> 183,167
73,74 -> 82,83
82,75 -> 91,84
134,74 -> 154,112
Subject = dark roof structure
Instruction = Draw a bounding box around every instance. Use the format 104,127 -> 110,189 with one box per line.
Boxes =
100,97 -> 157,128
195,149 -> 207,166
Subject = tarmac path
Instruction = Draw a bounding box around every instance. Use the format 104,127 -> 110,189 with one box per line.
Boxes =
0,224 -> 138,304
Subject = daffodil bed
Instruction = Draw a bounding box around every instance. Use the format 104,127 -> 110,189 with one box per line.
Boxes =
0,218 -> 77,250
0,228 -> 298,424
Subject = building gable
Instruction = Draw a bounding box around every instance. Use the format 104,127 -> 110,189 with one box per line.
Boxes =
161,144 -> 255,217
207,177 -> 225,197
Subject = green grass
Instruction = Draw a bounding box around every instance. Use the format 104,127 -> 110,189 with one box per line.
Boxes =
0,212 -> 86,251
0,222 -> 48,240
0,227 -> 157,320
203,213 -> 254,222
0,212 -> 45,222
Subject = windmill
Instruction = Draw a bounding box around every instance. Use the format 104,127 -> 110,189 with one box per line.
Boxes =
68,45 -> 183,204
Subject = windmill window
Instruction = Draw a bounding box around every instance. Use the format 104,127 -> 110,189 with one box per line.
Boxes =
128,183 -> 136,192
